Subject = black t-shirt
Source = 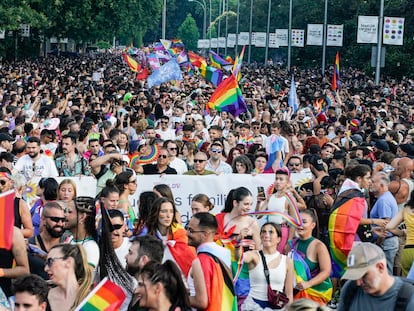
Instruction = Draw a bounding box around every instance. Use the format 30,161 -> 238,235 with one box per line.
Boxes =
142,164 -> 177,175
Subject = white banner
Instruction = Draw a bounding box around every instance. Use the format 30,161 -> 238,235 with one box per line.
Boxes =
218,37 -> 226,48
20,24 -> 30,37
307,24 -> 323,46
291,29 -> 305,47
327,24 -> 343,46
276,29 -> 288,46
134,173 -> 311,224
238,32 -> 250,45
227,33 -> 236,47
357,16 -> 378,44
254,32 -> 267,47
251,32 -> 256,45
210,38 -> 218,48
269,33 -> 278,48
383,17 -> 404,45
0,30 -> 6,39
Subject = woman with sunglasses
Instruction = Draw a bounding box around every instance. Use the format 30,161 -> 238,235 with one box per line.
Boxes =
291,210 -> 333,305
115,171 -> 137,233
135,260 -> 191,311
146,197 -> 195,281
237,222 -> 294,310
108,209 -> 130,268
257,167 -> 306,254
45,244 -> 92,311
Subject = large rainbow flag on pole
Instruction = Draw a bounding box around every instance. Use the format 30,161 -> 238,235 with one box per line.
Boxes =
74,277 -> 126,311
0,190 -> 15,250
332,52 -> 340,91
206,74 -> 247,117
122,53 -> 141,72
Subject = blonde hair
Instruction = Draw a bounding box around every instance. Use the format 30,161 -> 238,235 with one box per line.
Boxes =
58,179 -> 77,200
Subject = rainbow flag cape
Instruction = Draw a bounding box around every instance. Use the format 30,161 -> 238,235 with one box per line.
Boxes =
198,250 -> 237,311
290,240 -> 333,304
207,74 -> 247,117
200,63 -> 223,87
122,53 -> 141,72
0,190 -> 14,250
264,134 -> 283,170
74,277 -> 126,311
328,189 -> 366,278
332,52 -> 340,91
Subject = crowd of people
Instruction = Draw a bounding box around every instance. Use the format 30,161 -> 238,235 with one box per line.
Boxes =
1,51 -> 414,311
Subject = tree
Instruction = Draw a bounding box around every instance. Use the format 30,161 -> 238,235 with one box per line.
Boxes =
177,14 -> 199,51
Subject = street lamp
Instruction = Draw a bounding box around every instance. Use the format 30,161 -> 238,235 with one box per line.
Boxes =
264,0 -> 271,64
189,0 -> 207,40
162,0 -> 166,39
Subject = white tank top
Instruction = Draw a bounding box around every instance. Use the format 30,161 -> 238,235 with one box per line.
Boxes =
249,251 -> 287,301
266,195 -> 287,224
398,178 -> 414,210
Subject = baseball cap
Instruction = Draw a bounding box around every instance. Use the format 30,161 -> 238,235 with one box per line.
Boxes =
0,133 -> 15,143
372,139 -> 389,152
309,154 -> 325,171
342,242 -> 385,280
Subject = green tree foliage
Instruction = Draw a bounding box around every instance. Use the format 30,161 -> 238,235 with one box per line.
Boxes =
178,13 -> 199,50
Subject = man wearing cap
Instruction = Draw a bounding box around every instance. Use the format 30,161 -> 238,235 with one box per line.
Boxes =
0,133 -> 14,153
338,242 -> 414,311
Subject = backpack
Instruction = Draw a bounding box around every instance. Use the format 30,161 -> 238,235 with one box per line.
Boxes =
342,278 -> 414,311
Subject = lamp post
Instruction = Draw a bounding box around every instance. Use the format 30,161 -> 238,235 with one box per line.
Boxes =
264,0 -> 271,64
162,0 -> 166,39
248,0 -> 253,64
189,0 -> 207,40
375,0 -> 384,85
235,0 -> 240,55
287,0 -> 292,71
321,0 -> 328,74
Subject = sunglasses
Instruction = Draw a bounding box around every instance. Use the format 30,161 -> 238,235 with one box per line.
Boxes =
111,224 -> 123,230
194,159 -> 206,163
169,147 -> 178,151
159,154 -> 169,159
288,163 -> 301,166
44,216 -> 66,223
210,149 -> 222,153
161,121 -> 169,124
0,180 -> 7,186
45,257 -> 65,268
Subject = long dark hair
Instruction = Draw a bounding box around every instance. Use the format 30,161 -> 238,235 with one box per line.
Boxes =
221,187 -> 252,213
146,197 -> 177,236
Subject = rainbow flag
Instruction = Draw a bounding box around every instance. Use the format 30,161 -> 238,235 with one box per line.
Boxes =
122,53 -> 141,72
328,189 -> 366,277
74,277 -> 126,311
0,190 -> 14,250
188,51 -> 207,68
232,46 -> 245,81
209,51 -> 232,69
198,251 -> 237,311
200,63 -> 223,87
207,74 -> 247,117
332,52 -> 340,91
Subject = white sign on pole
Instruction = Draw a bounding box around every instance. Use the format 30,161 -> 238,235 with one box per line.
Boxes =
251,32 -> 256,45
383,17 -> 404,45
218,37 -> 226,48
227,33 -> 236,47
327,24 -> 343,46
0,30 -> 5,39
307,24 -> 323,46
357,16 -> 378,44
210,38 -> 218,48
20,24 -> 30,37
269,33 -> 278,48
275,29 -> 288,46
291,29 -> 305,47
254,32 -> 267,47
238,32 -> 250,45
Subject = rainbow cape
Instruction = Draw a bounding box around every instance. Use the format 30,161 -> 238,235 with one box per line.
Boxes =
74,277 -> 126,311
122,53 -> 141,72
0,190 -> 14,250
290,239 -> 333,304
198,249 -> 237,311
206,74 -> 247,117
332,52 -> 340,91
328,188 -> 366,278
163,223 -> 196,278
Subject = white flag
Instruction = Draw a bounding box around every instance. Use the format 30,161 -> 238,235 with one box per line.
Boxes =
327,24 -> 343,46
383,17 -> 404,45
307,24 -> 323,46
357,16 -> 378,44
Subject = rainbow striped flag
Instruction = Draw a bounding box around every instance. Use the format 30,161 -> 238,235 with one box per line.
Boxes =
200,63 -> 223,87
188,51 -> 207,68
122,53 -> 141,72
332,52 -> 340,91
0,190 -> 14,250
74,277 -> 126,311
328,189 -> 366,277
209,51 -> 232,69
207,74 -> 247,117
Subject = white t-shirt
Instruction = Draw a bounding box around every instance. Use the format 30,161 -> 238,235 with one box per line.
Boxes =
115,238 -> 131,269
169,157 -> 188,174
14,154 -> 59,181
156,128 -> 176,141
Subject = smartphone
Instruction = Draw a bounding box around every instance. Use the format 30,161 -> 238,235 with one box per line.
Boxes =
257,186 -> 265,198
